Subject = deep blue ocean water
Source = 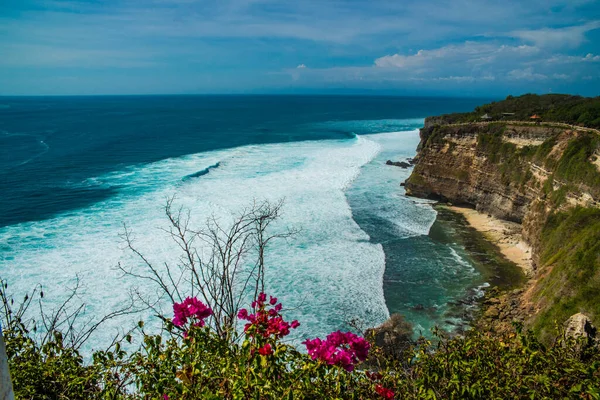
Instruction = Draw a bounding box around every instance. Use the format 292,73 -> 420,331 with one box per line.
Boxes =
0,95 -> 488,348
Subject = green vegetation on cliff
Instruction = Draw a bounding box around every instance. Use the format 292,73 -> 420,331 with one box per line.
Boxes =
534,207 -> 600,344
474,127 -> 600,195
432,94 -> 600,128
553,134 -> 600,195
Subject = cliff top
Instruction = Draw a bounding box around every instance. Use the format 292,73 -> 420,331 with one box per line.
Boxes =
427,94 -> 600,129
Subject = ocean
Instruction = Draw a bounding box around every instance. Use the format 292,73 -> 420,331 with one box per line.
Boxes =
0,95 -> 488,349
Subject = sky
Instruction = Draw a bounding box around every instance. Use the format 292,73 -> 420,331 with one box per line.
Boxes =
0,0 -> 599,96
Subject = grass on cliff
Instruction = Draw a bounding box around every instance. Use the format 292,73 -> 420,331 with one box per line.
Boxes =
554,133 -> 600,195
475,126 -> 541,187
474,126 -> 600,197
533,207 -> 600,344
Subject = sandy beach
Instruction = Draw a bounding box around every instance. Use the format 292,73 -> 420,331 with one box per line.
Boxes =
446,206 -> 534,276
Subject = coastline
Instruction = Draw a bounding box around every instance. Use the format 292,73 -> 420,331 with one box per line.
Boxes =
444,205 -> 533,277
430,204 -> 534,334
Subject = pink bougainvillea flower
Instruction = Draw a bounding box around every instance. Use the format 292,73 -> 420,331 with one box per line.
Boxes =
171,297 -> 212,328
238,293 -> 300,340
375,384 -> 395,399
303,331 -> 370,372
258,343 -> 273,356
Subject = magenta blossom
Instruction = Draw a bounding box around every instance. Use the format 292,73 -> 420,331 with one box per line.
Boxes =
258,343 -> 273,356
172,297 -> 213,328
303,331 -> 370,371
375,384 -> 395,399
238,292 -> 300,340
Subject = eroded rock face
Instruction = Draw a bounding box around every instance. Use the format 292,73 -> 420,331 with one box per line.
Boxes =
405,123 -> 598,268
405,121 -> 600,337
406,124 -> 551,224
564,313 -> 597,343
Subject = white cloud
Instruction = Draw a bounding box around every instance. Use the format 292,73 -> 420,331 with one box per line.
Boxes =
508,68 -> 547,81
510,21 -> 600,49
290,39 -> 588,88
2,0 -> 600,94
374,42 -> 539,72
545,52 -> 600,64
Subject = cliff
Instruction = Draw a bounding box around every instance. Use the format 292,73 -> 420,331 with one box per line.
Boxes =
406,116 -> 600,342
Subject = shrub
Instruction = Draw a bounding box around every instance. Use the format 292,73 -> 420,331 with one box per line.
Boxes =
3,286 -> 600,399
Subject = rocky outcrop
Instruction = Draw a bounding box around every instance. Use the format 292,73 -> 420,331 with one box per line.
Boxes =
386,160 -> 411,168
564,313 -> 597,344
365,314 -> 414,360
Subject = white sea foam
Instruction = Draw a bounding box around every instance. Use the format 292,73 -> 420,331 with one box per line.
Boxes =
448,247 -> 473,269
347,130 -> 438,239
0,135 -> 390,349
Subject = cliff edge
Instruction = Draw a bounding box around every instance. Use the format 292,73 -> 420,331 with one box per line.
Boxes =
405,95 -> 600,342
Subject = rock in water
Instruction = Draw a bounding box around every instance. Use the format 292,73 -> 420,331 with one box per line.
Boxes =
386,160 -> 411,168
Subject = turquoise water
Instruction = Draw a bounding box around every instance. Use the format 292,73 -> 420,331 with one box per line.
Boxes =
0,95 -> 488,349
346,131 -> 486,334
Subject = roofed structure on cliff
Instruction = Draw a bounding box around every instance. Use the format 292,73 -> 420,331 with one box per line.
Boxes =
530,114 -> 542,124
480,113 -> 492,121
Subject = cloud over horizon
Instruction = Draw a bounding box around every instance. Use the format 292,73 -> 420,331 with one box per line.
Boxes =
0,0 -> 599,96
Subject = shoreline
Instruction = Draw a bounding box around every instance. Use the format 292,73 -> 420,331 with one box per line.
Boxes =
443,205 -> 534,277
431,204 -> 535,334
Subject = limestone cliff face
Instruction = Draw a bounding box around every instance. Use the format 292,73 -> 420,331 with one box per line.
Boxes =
406,121 -> 599,266
406,119 -> 600,341
409,124 -> 539,222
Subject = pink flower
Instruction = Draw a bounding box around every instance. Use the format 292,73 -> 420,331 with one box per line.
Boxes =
238,308 -> 249,320
258,343 -> 273,356
163,395 -> 170,400
241,293 -> 299,340
303,331 -> 370,371
375,384 -> 395,399
171,297 -> 212,328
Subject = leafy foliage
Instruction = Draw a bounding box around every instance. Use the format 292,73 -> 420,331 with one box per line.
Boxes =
3,287 -> 600,399
433,94 -> 600,128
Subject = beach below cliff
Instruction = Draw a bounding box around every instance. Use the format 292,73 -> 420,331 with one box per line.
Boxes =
428,204 -> 532,334
445,206 -> 534,277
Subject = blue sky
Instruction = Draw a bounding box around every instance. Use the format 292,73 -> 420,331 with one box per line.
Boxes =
1,0 -> 599,96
